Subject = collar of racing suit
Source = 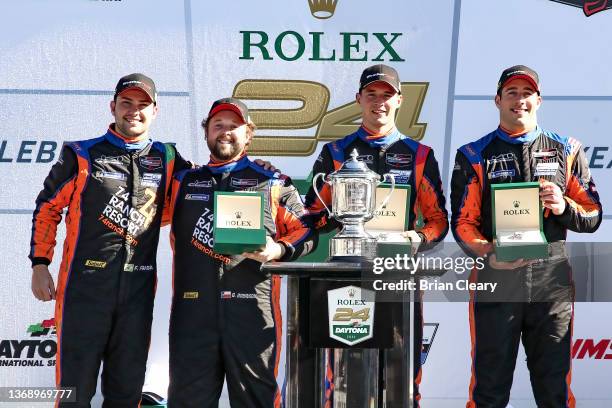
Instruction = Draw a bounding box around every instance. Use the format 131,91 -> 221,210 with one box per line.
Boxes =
496,125 -> 541,144
207,154 -> 251,174
105,125 -> 152,151
357,126 -> 403,148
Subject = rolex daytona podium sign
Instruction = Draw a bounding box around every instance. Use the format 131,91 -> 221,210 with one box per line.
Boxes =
327,286 -> 375,346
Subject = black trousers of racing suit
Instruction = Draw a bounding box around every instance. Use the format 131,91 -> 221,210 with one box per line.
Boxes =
29,127 -> 189,407
451,126 -> 602,408
166,157 -> 315,408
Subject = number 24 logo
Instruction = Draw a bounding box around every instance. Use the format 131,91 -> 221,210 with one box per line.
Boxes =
232,80 -> 428,156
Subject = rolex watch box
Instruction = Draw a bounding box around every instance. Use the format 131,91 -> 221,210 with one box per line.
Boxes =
491,182 -> 548,261
365,183 -> 413,258
213,191 -> 266,255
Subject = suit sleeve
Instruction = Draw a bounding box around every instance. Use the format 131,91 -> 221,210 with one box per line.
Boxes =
29,145 -> 78,267
416,150 -> 449,248
304,145 -> 340,233
164,173 -> 184,231
161,145 -> 192,227
555,145 -> 602,233
275,178 -> 318,261
450,151 -> 491,258
173,147 -> 193,173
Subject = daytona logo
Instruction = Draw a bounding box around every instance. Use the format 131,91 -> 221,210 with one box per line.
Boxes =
0,319 -> 57,367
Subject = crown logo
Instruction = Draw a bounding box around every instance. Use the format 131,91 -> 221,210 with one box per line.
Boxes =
235,211 -> 242,219
513,201 -> 520,208
348,288 -> 356,298
308,0 -> 338,19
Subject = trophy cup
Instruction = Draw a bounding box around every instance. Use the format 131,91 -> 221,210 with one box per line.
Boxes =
313,149 -> 395,260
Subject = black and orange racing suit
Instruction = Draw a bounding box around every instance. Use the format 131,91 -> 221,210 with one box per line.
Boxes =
450,126 -> 602,408
29,126 -> 189,407
166,155 -> 316,408
305,126 -> 448,407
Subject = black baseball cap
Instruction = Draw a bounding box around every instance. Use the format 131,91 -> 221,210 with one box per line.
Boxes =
207,98 -> 250,124
497,65 -> 540,95
359,64 -> 401,94
114,73 -> 157,104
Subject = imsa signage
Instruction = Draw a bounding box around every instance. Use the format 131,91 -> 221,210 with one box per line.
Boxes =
327,286 -> 375,346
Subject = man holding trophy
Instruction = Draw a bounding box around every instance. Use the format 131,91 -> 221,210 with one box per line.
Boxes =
165,98 -> 316,407
306,64 -> 449,406
450,65 -> 602,407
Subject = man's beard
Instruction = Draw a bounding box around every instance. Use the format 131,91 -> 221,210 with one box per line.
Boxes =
209,140 -> 242,161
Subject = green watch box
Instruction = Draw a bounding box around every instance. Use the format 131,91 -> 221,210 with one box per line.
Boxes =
491,182 -> 548,261
213,191 -> 266,255
365,183 -> 413,258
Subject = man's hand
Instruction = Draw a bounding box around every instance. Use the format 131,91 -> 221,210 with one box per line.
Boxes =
401,230 -> 422,256
253,159 -> 279,173
487,253 -> 531,270
540,180 -> 566,215
32,265 -> 56,301
242,236 -> 286,263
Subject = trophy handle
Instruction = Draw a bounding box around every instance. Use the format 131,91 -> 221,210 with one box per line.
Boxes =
312,172 -> 332,216
376,173 -> 396,212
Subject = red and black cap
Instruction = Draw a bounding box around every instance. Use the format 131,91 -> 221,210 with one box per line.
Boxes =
497,65 -> 540,95
207,98 -> 250,124
114,73 -> 157,104
359,64 -> 401,94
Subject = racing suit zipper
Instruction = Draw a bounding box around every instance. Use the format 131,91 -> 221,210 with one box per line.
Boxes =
526,263 -> 533,303
218,262 -> 226,332
118,151 -> 137,305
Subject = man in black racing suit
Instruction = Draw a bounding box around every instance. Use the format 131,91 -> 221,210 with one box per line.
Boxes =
305,64 -> 448,407
29,73 -> 191,407
166,98 -> 316,408
450,65 -> 602,408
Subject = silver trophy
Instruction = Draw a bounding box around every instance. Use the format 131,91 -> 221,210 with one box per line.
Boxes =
313,149 -> 395,260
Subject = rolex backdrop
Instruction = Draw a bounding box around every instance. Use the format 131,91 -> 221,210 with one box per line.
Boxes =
1,0 -> 611,407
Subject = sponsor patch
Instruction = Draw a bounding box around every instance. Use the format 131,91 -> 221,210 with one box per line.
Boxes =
389,169 -> 412,184
84,259 -> 106,268
357,154 -> 374,164
185,194 -> 210,201
489,169 -> 515,179
534,162 -> 559,176
142,172 -> 162,187
95,155 -> 125,165
488,153 -> 516,164
139,156 -> 162,170
385,153 -> 413,167
221,290 -> 233,299
188,180 -> 213,188
95,171 -> 127,181
533,149 -> 556,159
183,292 -> 199,299
231,177 -> 258,188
